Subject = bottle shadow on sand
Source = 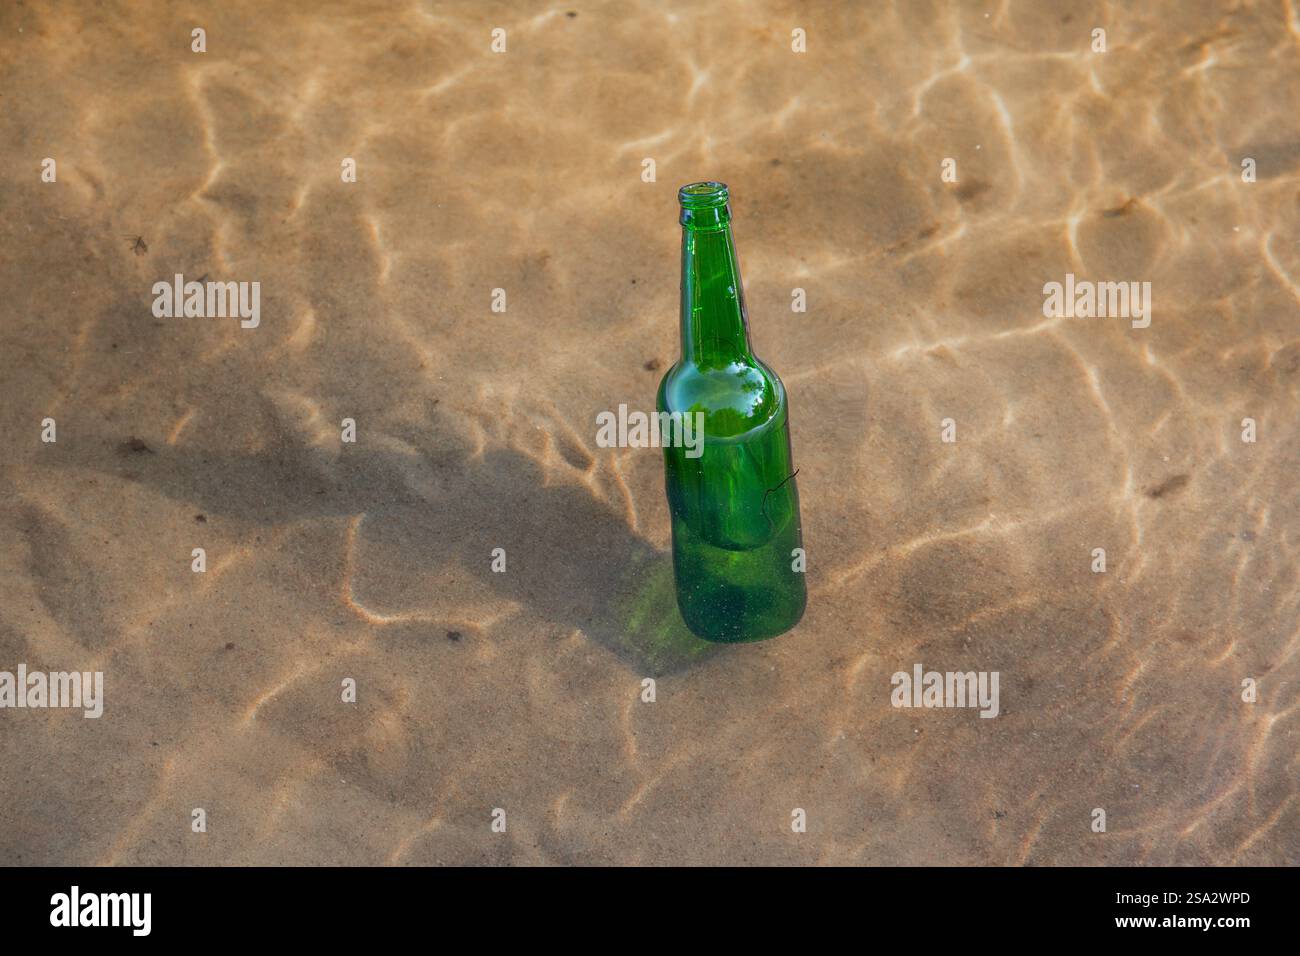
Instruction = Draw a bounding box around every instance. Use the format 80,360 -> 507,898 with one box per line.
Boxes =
65,430 -> 716,676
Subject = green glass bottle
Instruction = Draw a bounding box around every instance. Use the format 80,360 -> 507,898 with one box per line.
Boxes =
657,182 -> 807,643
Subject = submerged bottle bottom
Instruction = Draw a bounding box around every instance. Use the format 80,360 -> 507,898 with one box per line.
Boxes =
670,510 -> 806,643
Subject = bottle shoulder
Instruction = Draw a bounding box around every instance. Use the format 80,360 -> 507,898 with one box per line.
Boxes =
656,358 -> 787,440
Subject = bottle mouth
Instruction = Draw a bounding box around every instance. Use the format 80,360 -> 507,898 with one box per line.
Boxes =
679,181 -> 731,227
678,181 -> 729,208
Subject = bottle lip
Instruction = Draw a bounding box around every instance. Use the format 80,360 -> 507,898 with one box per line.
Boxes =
678,181 -> 729,209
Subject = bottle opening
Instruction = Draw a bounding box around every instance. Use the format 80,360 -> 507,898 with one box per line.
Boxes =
679,181 -> 731,227
678,181 -> 729,208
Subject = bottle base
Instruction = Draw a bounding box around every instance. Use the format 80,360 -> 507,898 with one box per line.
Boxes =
673,567 -> 807,644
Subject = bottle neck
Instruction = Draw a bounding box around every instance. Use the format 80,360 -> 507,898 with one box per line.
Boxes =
679,218 -> 754,368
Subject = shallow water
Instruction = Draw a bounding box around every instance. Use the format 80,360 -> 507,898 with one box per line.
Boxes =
0,1 -> 1296,864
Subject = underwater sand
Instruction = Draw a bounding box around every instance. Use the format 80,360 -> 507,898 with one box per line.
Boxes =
0,1 -> 1297,864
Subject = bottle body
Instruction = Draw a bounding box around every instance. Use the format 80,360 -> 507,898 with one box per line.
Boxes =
659,183 -> 806,642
